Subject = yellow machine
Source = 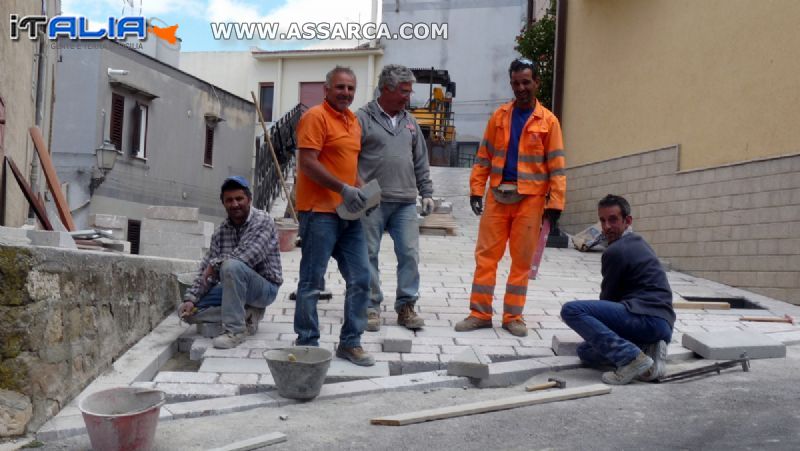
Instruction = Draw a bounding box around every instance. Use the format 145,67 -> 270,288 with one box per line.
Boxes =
408,68 -> 456,166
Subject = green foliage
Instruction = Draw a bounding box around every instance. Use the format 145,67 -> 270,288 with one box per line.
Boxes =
514,1 -> 557,109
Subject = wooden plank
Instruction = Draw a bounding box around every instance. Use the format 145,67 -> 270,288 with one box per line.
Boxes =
370,384 -> 611,426
207,432 -> 287,451
740,315 -> 794,324
4,156 -> 53,230
29,126 -> 76,231
673,301 -> 730,310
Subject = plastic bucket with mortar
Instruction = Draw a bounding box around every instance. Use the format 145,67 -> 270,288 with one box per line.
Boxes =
78,387 -> 165,451
264,346 -> 332,400
274,218 -> 299,252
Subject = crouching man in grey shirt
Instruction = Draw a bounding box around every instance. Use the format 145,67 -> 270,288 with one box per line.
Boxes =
357,64 -> 434,331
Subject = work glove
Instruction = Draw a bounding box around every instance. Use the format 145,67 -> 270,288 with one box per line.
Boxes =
340,184 -> 367,213
543,208 -> 561,224
470,195 -> 483,216
421,197 -> 435,216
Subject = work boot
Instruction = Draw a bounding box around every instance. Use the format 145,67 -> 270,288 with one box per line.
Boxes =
601,352 -> 654,385
502,319 -> 528,337
454,316 -> 493,332
336,345 -> 375,366
213,331 -> 246,349
397,304 -> 425,330
366,309 -> 381,332
638,340 -> 668,382
245,306 -> 266,336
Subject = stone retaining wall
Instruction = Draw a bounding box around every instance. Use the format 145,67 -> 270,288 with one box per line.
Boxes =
561,146 -> 800,304
0,245 -> 196,435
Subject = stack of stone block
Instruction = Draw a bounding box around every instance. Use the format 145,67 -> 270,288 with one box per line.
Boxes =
89,213 -> 128,240
139,206 -> 215,260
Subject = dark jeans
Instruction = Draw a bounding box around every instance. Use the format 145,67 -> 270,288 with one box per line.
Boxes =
561,300 -> 672,368
295,212 -> 370,348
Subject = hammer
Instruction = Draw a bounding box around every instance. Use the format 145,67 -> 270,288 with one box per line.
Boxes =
525,377 -> 566,392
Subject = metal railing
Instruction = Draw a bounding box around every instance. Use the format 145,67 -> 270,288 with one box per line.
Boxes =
253,103 -> 307,212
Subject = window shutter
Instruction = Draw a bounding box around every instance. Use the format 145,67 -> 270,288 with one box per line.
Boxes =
204,124 -> 214,165
130,103 -> 141,156
110,93 -> 124,152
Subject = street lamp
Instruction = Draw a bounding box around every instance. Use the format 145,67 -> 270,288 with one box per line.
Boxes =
89,139 -> 118,195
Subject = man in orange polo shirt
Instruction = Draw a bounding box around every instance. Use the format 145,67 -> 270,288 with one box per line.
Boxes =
293,66 -> 375,366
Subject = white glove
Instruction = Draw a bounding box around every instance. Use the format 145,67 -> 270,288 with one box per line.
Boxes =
340,184 -> 367,213
421,197 -> 435,216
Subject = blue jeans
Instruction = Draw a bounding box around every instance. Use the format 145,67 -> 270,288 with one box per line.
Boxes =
360,202 -> 420,313
560,300 -> 672,368
295,212 -> 370,348
196,259 -> 279,334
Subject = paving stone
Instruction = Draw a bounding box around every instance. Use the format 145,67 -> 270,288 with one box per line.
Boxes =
475,346 -> 517,361
163,393 -> 287,420
454,337 -> 521,347
535,356 -> 583,371
27,230 -> 76,249
476,358 -> 550,388
666,344 -> 695,362
552,334 -> 582,356
372,370 -> 468,390
514,346 -> 555,358
315,379 -> 385,400
416,326 -> 499,339
154,371 -> 219,384
682,330 -> 786,360
400,353 -> 441,373
446,346 -> 491,379
190,338 -> 212,361
36,414 -> 91,441
199,358 -> 271,374
383,327 -> 413,353
202,347 -> 253,359
145,205 -> 200,221
219,373 -> 259,386
325,360 -> 390,382
155,383 -> 239,402
766,329 -> 800,345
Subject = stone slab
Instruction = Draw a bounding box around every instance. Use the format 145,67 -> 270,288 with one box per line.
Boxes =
371,370 -> 468,391
535,356 -> 583,371
552,334 -> 582,356
203,347 -> 252,359
154,371 -> 219,384
141,231 -> 212,248
146,205 -> 200,221
207,432 -> 287,451
163,393 -> 287,420
682,330 -> 786,360
90,213 -> 127,229
446,346 -> 491,379
155,382 -> 239,402
383,327 -> 413,353
666,344 -> 695,362
139,244 -> 206,260
141,218 -> 215,235
190,338 -> 212,361
315,379 -> 385,400
0,226 -> 32,245
325,360 -> 390,382
766,329 -> 800,345
477,358 -> 550,388
26,230 -> 77,249
199,358 -> 271,374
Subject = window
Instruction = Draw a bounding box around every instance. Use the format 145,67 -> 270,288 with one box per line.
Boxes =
109,93 -> 125,152
204,124 -> 214,166
130,103 -> 148,159
127,219 -> 141,255
299,82 -> 325,108
259,83 -> 274,122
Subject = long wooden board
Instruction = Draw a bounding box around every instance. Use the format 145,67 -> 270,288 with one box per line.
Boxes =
673,301 -> 730,310
5,156 -> 53,230
370,384 -> 611,426
29,126 -> 76,231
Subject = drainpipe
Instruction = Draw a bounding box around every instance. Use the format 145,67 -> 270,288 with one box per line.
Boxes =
552,0 -> 567,121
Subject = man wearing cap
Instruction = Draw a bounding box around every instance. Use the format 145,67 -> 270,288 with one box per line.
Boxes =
179,176 -> 283,349
456,58 -> 566,337
294,66 -> 375,366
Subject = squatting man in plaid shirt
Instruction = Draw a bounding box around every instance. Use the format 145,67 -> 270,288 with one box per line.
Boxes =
180,176 -> 283,349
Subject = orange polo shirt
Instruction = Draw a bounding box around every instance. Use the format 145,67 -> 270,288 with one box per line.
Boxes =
296,101 -> 362,213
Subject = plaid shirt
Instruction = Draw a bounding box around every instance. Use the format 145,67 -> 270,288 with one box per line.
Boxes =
184,207 -> 283,302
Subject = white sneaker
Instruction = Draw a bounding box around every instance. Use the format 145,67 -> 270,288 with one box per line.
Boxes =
213,331 -> 245,349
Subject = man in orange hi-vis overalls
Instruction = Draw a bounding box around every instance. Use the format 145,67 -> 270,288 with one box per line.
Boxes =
455,58 -> 566,337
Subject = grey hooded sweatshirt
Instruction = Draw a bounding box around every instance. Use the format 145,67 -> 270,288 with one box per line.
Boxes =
356,100 -> 434,202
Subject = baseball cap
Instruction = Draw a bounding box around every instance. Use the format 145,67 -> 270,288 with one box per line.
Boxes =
221,175 -> 250,192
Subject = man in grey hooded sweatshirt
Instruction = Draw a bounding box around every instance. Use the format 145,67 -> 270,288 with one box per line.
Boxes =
357,64 -> 434,331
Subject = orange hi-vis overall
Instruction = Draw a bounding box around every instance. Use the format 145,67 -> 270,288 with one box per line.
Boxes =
468,100 -> 566,323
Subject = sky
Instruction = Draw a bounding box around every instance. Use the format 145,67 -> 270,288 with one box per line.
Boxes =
61,0 -> 375,52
